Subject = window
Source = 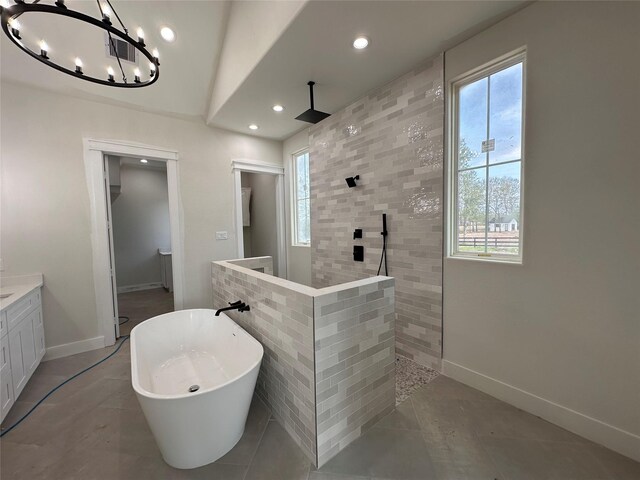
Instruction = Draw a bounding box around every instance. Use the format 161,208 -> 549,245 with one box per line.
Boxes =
292,150 -> 310,246
450,51 -> 525,262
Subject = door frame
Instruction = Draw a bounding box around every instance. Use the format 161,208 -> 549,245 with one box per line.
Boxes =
231,159 -> 287,279
83,138 -> 184,347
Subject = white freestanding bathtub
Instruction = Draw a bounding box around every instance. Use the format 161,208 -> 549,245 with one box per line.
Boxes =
130,309 -> 264,469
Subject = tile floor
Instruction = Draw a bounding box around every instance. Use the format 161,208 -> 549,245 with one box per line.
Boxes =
2,289 -> 639,479
116,287 -> 175,336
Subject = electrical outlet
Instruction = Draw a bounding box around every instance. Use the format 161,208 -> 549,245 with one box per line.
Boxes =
215,231 -> 228,241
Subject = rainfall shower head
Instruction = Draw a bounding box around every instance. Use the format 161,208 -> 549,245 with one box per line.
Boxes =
345,175 -> 360,188
295,81 -> 331,124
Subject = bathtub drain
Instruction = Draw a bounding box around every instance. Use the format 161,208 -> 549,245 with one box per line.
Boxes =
188,385 -> 200,393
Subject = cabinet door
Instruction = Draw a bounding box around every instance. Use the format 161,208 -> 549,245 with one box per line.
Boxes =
33,308 -> 46,361
0,335 -> 15,422
9,311 -> 37,397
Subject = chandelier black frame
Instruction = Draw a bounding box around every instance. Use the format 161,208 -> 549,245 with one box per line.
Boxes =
0,0 -> 160,88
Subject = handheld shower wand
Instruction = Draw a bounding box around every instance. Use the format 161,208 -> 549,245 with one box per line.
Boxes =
377,213 -> 389,276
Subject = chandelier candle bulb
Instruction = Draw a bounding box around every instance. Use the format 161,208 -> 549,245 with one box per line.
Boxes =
75,57 -> 83,74
150,62 -> 156,77
136,27 -> 145,46
152,48 -> 159,65
107,66 -> 115,82
134,68 -> 141,83
39,40 -> 48,59
101,3 -> 111,23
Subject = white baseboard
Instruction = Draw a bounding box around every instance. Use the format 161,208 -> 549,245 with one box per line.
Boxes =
117,282 -> 163,294
442,360 -> 640,463
43,336 -> 105,361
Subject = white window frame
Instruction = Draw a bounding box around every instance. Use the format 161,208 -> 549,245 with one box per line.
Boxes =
447,48 -> 526,264
291,149 -> 311,247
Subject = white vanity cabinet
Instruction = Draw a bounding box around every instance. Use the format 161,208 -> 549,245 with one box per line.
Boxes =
1,327 -> 14,421
0,280 -> 45,423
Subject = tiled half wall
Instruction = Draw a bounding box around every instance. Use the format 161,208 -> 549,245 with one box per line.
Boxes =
309,55 -> 444,369
212,257 -> 395,467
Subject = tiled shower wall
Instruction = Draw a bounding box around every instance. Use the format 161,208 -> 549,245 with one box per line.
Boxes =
211,259 -> 317,463
212,258 -> 395,467
314,277 -> 395,466
310,55 -> 444,369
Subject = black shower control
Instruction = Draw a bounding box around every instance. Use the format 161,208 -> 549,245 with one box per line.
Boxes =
353,229 -> 362,239
353,245 -> 364,262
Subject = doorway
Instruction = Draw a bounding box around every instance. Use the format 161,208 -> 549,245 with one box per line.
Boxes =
232,160 -> 286,278
107,156 -> 174,336
83,139 -> 184,347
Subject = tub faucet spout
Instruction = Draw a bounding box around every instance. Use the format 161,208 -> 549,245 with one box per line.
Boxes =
215,301 -> 250,316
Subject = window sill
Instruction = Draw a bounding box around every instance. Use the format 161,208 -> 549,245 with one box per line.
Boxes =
292,243 -> 310,248
446,254 -> 523,265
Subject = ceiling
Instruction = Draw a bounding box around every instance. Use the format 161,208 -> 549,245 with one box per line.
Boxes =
0,0 -> 228,120
207,0 -> 528,139
1,0 -> 528,138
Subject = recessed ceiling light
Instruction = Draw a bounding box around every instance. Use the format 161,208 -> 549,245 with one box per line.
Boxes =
249,124 -> 259,130
160,27 -> 176,43
272,105 -> 284,112
140,159 -> 148,163
353,36 -> 369,50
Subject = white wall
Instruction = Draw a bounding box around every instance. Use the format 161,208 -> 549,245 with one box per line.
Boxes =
241,172 -> 279,276
111,163 -> 170,289
283,129 -> 312,286
0,81 -> 282,352
443,1 -> 640,461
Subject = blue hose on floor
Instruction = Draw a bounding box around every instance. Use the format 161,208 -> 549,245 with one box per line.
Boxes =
0,335 -> 130,438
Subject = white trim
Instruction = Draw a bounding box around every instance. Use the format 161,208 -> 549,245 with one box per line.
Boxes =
83,138 -> 184,347
442,360 -> 640,463
231,159 -> 287,279
446,47 -> 526,264
116,282 -> 164,294
43,336 -> 105,362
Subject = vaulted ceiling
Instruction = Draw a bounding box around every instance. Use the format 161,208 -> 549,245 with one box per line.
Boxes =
0,0 -> 528,139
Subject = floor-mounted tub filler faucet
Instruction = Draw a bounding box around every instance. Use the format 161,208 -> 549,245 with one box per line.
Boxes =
215,300 -> 250,316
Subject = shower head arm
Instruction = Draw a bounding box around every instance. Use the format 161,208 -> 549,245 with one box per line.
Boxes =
308,81 -> 315,110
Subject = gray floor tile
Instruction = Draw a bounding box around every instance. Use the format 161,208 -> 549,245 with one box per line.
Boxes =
217,395 -> 271,465
0,440 -> 64,480
47,445 -> 159,480
244,420 -> 312,480
481,436 -> 612,480
153,460 -> 247,480
413,376 -> 502,404
411,392 -> 476,439
0,400 -> 36,430
464,398 -> 587,444
13,373 -> 67,403
317,427 -> 437,480
309,473 -> 370,480
72,406 -> 161,459
587,442 -> 640,480
422,429 -> 502,480
374,398 -> 421,431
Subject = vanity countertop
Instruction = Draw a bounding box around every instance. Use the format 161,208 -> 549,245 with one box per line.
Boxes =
0,274 -> 44,311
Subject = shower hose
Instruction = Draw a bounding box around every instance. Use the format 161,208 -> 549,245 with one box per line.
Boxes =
0,334 -> 130,438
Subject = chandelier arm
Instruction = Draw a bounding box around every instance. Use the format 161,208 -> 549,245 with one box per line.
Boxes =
107,30 -> 127,83
95,0 -> 126,81
105,0 -> 127,35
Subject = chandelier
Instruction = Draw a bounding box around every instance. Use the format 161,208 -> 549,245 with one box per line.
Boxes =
0,0 -> 160,88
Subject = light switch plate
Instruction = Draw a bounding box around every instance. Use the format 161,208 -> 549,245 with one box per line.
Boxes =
215,231 -> 228,240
